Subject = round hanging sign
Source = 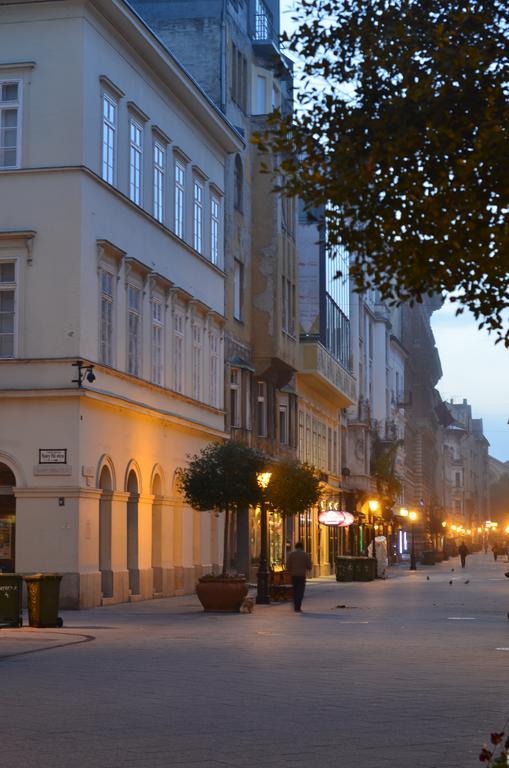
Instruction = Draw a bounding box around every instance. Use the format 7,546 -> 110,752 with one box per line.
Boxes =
318,510 -> 355,527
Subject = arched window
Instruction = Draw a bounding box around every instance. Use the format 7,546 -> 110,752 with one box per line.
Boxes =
234,154 -> 243,212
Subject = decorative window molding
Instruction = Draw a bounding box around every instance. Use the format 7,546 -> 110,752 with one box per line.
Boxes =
99,75 -> 125,99
151,125 -> 171,145
127,101 -> 149,124
0,230 -> 36,265
96,239 -> 125,273
0,62 -> 36,72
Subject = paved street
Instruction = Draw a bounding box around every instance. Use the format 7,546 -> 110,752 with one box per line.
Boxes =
2,552 -> 509,768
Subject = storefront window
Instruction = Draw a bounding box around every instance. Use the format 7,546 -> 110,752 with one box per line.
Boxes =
298,509 -> 312,553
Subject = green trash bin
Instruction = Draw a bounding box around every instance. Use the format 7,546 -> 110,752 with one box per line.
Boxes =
353,556 -> 376,581
25,573 -> 63,628
0,573 -> 23,627
335,556 -> 354,582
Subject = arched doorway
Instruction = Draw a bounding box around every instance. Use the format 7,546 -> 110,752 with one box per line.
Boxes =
0,463 -> 16,572
127,469 -> 139,595
99,464 -> 113,598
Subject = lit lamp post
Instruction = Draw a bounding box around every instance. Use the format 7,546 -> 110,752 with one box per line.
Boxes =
256,471 -> 272,605
409,510 -> 418,570
368,499 -> 380,559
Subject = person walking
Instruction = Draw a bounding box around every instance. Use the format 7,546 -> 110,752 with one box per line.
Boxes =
286,541 -> 312,613
493,544 -> 499,562
458,541 -> 469,569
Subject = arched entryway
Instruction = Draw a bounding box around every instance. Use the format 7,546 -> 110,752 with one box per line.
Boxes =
98,464 -> 113,598
127,469 -> 139,595
0,463 -> 16,573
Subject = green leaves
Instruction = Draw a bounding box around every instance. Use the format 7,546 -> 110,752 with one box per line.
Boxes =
265,460 -> 322,517
177,441 -> 265,514
255,0 -> 509,344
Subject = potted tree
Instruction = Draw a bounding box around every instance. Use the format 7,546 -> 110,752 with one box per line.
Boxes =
177,441 -> 264,611
265,460 -> 322,592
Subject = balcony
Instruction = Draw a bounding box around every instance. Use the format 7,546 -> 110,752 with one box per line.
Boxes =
251,2 -> 280,59
298,340 -> 356,408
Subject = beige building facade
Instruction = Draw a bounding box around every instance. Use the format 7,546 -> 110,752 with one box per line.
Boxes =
0,0 -> 242,607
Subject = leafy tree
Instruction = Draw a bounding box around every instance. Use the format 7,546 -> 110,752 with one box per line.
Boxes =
177,441 -> 265,576
266,460 -> 322,517
253,0 -> 509,344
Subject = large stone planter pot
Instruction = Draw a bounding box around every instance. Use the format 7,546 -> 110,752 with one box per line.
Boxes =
195,578 -> 248,612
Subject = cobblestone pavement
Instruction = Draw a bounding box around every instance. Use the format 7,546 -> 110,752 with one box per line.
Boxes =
2,552 -> 509,768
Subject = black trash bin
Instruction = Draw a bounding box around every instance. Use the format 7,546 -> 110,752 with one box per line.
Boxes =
24,573 -> 63,628
0,573 -> 23,627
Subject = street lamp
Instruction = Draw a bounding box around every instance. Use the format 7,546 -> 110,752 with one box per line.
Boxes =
256,471 -> 272,605
409,510 -> 418,570
368,499 -> 379,558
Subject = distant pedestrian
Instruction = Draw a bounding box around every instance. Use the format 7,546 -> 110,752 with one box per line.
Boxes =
286,542 -> 312,613
484,543 -> 489,554
492,544 -> 498,562
458,541 -> 469,569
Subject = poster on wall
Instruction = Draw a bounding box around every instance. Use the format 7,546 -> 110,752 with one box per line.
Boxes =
0,520 -> 12,559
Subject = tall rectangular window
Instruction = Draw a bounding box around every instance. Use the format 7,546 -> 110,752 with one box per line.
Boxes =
211,195 -> 220,265
0,262 -> 16,358
209,331 -> 220,407
256,381 -> 267,437
173,311 -> 184,393
153,142 -> 165,223
234,259 -> 243,320
192,323 -> 202,400
100,270 -> 114,365
193,179 -> 203,253
151,298 -> 163,385
230,368 -> 241,427
279,405 -> 288,445
127,284 -> 141,376
298,411 -> 305,461
0,81 -> 20,169
174,160 -> 185,239
281,275 -> 287,331
101,93 -> 117,184
129,119 -> 143,205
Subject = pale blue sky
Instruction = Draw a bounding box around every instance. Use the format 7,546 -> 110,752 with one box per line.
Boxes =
280,0 -> 509,461
431,305 -> 509,461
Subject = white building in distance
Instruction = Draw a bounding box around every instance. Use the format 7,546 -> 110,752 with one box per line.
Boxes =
0,0 -> 242,607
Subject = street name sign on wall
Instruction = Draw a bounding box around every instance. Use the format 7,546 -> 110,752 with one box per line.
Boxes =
38,449 -> 67,464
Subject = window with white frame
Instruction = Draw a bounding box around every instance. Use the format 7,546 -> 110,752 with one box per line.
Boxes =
192,323 -> 202,400
100,269 -> 114,365
193,178 -> 203,253
209,329 -> 220,407
230,368 -> 241,427
234,259 -> 243,320
153,142 -> 165,223
210,195 -> 220,266
173,310 -> 184,393
129,119 -> 143,205
0,262 -> 16,358
256,380 -> 267,437
0,81 -> 21,169
174,160 -> 185,239
127,284 -> 141,376
151,297 -> 163,385
101,93 -> 117,184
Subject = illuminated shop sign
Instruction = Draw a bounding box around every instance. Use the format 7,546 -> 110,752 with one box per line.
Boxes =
318,510 -> 355,527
